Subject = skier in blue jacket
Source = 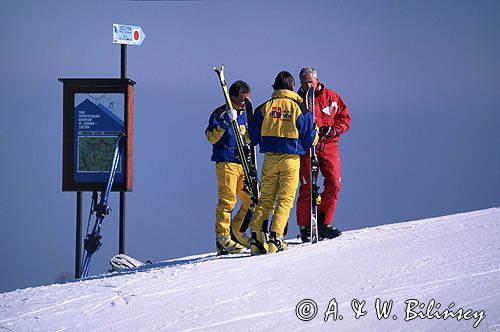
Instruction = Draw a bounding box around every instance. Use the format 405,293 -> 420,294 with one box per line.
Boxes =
206,80 -> 253,255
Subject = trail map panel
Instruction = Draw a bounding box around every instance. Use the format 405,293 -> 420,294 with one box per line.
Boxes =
74,93 -> 125,184
78,136 -> 121,172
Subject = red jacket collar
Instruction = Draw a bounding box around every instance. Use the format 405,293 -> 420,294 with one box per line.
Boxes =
298,82 -> 325,97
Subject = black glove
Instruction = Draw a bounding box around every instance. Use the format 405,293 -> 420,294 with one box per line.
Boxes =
319,126 -> 339,139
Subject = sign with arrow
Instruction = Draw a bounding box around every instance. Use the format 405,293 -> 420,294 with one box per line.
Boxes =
113,24 -> 146,45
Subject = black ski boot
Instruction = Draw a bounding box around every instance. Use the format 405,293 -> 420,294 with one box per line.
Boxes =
318,224 -> 342,239
299,226 -> 311,243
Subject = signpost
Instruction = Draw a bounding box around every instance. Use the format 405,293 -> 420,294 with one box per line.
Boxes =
113,24 -> 146,45
60,23 -> 145,278
112,23 -> 145,261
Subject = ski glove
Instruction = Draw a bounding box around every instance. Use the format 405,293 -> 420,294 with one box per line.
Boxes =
219,108 -> 237,130
226,108 -> 237,122
319,126 -> 339,140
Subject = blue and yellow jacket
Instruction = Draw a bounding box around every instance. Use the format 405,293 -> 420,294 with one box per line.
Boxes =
205,104 -> 249,163
249,89 -> 318,155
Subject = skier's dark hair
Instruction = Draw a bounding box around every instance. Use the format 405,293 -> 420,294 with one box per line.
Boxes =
229,80 -> 251,98
272,71 -> 295,91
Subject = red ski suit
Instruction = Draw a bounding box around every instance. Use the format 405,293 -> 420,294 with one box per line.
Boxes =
296,83 -> 351,227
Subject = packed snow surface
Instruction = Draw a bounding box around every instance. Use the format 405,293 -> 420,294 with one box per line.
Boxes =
1,208 -> 499,331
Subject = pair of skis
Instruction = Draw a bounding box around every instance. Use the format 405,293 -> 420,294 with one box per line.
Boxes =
212,65 -> 260,213
80,132 -> 126,278
306,87 -> 320,244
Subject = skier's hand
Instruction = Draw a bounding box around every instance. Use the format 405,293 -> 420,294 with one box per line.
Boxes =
319,126 -> 338,139
226,108 -> 237,122
219,108 -> 237,129
319,126 -> 332,137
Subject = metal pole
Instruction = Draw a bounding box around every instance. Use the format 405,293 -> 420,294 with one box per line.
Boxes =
75,191 -> 83,278
121,44 -> 127,78
120,192 -> 126,254
119,43 -> 127,254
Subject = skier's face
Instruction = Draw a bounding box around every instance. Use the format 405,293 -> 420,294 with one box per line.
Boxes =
300,74 -> 319,91
231,90 -> 251,109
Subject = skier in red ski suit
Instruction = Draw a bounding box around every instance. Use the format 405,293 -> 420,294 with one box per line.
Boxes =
296,67 -> 351,242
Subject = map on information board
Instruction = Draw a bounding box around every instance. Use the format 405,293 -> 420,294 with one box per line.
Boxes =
78,136 -> 121,172
74,93 -> 125,183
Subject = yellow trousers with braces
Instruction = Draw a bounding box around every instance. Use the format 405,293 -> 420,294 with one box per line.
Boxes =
215,162 -> 252,236
249,153 -> 300,237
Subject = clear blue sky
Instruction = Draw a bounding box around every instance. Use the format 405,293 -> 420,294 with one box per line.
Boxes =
1,0 -> 499,292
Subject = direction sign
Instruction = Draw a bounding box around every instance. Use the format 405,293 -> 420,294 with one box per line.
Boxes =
113,24 -> 146,45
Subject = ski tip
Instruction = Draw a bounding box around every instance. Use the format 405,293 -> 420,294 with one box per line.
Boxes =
213,64 -> 224,71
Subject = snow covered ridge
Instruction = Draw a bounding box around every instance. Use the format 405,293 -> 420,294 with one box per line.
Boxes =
1,208 -> 499,331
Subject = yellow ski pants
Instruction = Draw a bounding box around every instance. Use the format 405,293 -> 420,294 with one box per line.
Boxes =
249,153 -> 300,237
215,162 -> 251,236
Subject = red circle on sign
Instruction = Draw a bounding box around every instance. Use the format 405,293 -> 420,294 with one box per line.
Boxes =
134,31 -> 140,41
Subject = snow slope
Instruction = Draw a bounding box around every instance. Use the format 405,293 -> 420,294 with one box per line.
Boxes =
1,208 -> 499,331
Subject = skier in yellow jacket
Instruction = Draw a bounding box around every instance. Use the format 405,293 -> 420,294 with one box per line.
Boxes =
205,81 -> 253,255
248,71 -> 318,255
